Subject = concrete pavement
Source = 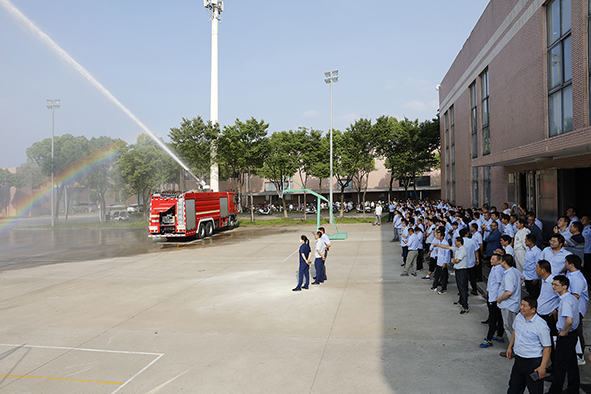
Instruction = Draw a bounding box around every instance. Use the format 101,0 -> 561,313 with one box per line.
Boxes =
0,223 -> 581,393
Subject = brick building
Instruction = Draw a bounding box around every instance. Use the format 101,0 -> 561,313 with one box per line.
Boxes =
439,0 -> 591,236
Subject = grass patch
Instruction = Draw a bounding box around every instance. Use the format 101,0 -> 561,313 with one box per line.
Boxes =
238,216 -> 375,226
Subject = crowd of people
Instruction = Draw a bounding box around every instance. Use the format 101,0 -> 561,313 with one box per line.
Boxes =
386,199 -> 590,394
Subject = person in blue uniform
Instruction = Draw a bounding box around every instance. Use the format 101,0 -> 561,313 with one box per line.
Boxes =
312,231 -> 326,285
293,235 -> 312,291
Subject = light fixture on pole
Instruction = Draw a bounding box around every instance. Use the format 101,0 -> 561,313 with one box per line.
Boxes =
324,70 -> 338,224
46,99 -> 60,228
204,0 -> 223,192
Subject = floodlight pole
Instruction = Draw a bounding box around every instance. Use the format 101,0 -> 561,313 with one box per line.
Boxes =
46,99 -> 60,227
324,71 -> 338,224
205,0 -> 223,192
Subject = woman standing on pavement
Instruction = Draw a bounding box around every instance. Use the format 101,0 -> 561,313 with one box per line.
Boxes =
293,235 -> 312,291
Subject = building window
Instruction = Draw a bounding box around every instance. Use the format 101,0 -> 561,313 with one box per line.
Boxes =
483,166 -> 491,205
547,0 -> 572,137
450,106 -> 455,203
472,167 -> 479,208
469,82 -> 478,158
264,180 -> 293,192
481,70 -> 490,155
445,111 -> 450,201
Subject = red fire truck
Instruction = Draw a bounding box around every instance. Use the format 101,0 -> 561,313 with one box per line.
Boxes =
148,190 -> 238,238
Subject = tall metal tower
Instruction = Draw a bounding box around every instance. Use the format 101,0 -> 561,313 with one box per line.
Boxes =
204,0 -> 223,192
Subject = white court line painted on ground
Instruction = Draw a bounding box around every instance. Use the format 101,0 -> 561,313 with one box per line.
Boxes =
0,343 -> 164,394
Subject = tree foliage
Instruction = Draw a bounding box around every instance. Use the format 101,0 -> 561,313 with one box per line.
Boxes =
215,117 -> 268,221
258,131 -> 298,218
168,116 -> 219,183
117,134 -> 180,218
377,116 -> 440,199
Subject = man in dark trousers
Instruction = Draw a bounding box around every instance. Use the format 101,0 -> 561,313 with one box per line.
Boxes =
547,274 -> 580,394
506,296 -> 551,394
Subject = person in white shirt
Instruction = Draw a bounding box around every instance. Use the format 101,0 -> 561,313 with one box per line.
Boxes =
513,218 -> 531,274
496,235 -> 515,259
522,234 -> 542,299
401,228 -> 420,276
553,216 -> 572,244
318,227 -> 331,281
433,236 -> 470,314
538,234 -> 572,275
566,206 -> 580,224
501,203 -> 512,216
501,214 -> 515,239
373,203 -> 383,226
497,254 -> 522,356
565,255 -> 588,365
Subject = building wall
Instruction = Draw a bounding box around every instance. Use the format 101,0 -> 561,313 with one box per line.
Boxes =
440,0 -> 591,219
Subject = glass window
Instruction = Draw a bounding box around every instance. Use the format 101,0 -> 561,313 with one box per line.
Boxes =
472,167 -> 479,208
548,44 -> 562,89
483,166 -> 491,205
561,0 -> 571,35
548,91 -> 562,137
470,83 -> 478,159
563,36 -> 572,82
563,84 -> 573,133
547,0 -> 561,45
481,70 -> 490,155
547,0 -> 572,137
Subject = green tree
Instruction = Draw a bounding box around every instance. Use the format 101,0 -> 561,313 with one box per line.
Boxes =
333,129 -> 358,218
379,117 -> 440,199
216,117 -> 269,221
0,168 -> 15,216
305,132 -> 330,202
346,118 -> 378,219
79,136 -> 127,222
168,116 -> 219,188
258,131 -> 298,218
26,134 -> 89,223
117,134 -> 180,219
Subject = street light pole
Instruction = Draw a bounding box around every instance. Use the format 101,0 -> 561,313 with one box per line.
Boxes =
324,70 -> 338,224
204,0 -> 223,192
46,99 -> 60,227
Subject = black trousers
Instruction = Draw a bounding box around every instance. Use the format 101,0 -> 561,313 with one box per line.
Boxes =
468,265 -> 478,292
432,265 -> 448,291
548,331 -> 579,394
507,355 -> 544,394
428,257 -> 437,273
455,269 -> 469,309
487,301 -> 504,340
524,279 -> 540,299
538,313 -> 558,366
388,211 -> 394,222
417,248 -> 424,271
583,254 -> 591,286
402,246 -> 408,264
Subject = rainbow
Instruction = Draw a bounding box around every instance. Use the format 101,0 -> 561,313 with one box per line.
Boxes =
0,145 -> 120,236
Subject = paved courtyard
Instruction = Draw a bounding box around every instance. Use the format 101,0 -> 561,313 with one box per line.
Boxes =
0,223 -> 579,393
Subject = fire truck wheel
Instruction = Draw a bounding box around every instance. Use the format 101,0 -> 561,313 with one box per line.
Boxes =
197,223 -> 206,239
229,215 -> 237,227
205,222 -> 213,237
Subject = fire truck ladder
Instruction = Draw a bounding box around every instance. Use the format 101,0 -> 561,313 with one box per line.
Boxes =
284,178 -> 347,240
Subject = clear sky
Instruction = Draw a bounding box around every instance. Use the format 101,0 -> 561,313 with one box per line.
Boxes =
0,0 -> 489,168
